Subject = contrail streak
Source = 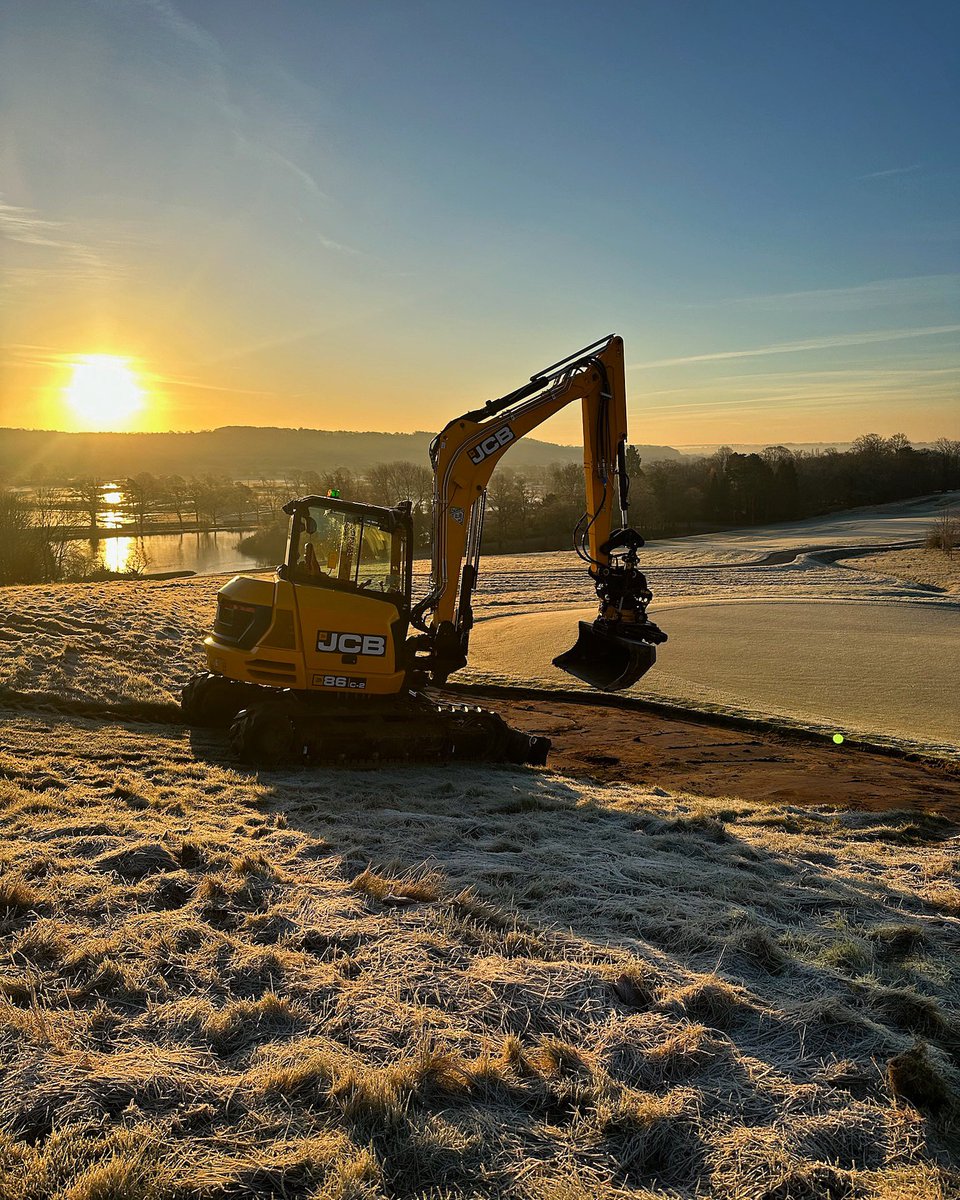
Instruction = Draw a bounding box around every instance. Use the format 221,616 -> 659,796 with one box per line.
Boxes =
630,325 -> 960,370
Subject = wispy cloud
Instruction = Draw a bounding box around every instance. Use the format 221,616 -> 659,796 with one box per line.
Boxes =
635,379 -> 959,416
859,164 -> 922,180
125,0 -> 333,208
630,325 -> 960,370
723,274 -> 959,313
0,200 -> 115,284
132,0 -> 221,58
636,365 -> 960,401
147,371 -> 276,398
0,202 -> 67,249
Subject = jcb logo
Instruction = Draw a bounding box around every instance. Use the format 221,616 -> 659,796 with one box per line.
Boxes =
316,631 -> 386,656
468,425 -> 514,465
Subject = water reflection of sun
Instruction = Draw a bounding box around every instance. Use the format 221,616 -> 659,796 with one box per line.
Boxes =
98,488 -> 125,530
102,537 -> 134,574
64,355 -> 144,430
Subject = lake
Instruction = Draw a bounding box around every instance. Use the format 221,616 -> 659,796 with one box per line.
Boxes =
91,529 -> 269,577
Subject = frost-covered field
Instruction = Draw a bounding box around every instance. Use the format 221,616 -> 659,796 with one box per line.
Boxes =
647,491 -> 959,561
0,502 -> 958,1195
464,492 -> 960,615
468,600 -> 960,756
0,710 -> 957,1197
855,549 -> 960,595
465,494 -> 960,755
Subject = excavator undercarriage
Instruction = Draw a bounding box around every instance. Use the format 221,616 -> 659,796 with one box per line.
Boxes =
183,671 -> 549,766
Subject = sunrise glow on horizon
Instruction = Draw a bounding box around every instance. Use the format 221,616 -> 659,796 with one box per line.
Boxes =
1,2 -> 957,447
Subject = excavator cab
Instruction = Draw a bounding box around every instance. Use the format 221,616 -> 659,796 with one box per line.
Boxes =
287,496 -> 411,601
277,495 -> 415,695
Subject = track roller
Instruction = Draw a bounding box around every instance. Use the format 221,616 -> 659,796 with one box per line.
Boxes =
220,693 -> 549,768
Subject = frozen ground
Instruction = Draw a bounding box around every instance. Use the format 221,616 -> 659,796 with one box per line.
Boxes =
466,600 -> 960,755
464,493 -> 960,754
645,490 -> 959,562
854,548 -> 960,594
0,709 -> 957,1197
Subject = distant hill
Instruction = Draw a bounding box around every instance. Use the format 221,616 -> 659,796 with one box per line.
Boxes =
0,426 -> 684,482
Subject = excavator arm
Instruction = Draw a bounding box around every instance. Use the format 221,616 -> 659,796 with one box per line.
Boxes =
409,334 -> 667,689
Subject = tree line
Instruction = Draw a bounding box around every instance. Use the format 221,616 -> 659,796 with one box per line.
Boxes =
0,434 -> 957,584
480,435 -> 960,551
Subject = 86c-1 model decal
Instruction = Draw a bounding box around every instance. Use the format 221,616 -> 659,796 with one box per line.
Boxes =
313,674 -> 367,689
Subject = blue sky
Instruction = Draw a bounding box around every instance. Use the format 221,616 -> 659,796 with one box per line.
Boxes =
1,0 -> 957,443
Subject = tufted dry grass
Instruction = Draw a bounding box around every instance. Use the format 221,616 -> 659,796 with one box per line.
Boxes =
0,707 -> 957,1198
0,572 -> 957,1196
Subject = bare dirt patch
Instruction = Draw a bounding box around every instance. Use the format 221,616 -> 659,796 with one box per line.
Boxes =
453,690 -> 960,816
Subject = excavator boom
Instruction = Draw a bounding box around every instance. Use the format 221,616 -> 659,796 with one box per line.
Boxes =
411,334 -> 666,691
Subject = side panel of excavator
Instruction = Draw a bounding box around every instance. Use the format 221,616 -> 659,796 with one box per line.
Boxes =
203,574 -> 407,696
204,576 -> 304,687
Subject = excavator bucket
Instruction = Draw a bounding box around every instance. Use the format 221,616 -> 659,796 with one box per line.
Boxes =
553,621 -> 657,692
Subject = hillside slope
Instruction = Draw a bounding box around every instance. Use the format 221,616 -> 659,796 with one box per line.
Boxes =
0,427 -> 683,481
0,578 -> 956,1197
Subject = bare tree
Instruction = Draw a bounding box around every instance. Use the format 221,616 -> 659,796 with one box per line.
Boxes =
162,475 -> 189,529
124,473 -> 159,533
69,478 -> 102,530
33,486 -> 70,579
926,509 -> 958,553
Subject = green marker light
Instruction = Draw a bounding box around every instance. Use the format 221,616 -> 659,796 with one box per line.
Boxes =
832,734 -> 844,745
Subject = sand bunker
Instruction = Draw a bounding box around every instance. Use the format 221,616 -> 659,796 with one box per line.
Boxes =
468,599 -> 960,751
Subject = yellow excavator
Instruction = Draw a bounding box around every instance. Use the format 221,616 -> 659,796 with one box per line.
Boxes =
182,335 -> 666,764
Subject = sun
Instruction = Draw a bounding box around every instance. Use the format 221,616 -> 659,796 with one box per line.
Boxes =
64,355 -> 144,430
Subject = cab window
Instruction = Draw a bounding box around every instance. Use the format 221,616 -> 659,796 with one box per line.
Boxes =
292,505 -> 406,596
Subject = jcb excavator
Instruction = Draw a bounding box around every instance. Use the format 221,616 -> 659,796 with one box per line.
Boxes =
182,335 -> 666,764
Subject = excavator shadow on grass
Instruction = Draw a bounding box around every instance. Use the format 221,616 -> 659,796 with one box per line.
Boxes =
243,765 -> 960,1194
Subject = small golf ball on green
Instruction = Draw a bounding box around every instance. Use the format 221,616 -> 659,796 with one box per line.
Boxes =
832,733 -> 844,745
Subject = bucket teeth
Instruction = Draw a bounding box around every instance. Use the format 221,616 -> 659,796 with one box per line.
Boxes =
553,621 -> 658,692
